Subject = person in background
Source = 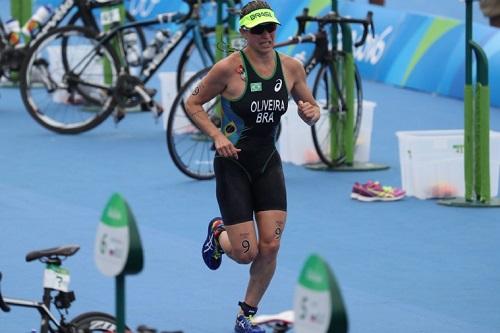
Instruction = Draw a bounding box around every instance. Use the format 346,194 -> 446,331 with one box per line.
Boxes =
185,1 -> 320,332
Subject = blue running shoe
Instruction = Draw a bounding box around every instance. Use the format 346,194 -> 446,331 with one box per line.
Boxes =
234,314 -> 265,333
201,217 -> 225,270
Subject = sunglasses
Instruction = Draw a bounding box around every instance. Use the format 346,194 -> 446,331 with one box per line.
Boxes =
245,23 -> 277,35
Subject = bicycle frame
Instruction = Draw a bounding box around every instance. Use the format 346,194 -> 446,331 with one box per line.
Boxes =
138,15 -> 213,81
2,295 -> 65,333
70,7 -> 215,91
0,245 -> 85,333
0,267 -> 73,333
16,0 -> 242,135
274,8 -> 373,167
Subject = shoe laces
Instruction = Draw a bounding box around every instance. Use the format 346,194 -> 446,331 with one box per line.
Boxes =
238,314 -> 257,329
203,233 -> 216,253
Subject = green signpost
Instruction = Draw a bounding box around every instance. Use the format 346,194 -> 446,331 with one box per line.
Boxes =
95,193 -> 144,333
294,254 -> 348,333
439,0 -> 500,207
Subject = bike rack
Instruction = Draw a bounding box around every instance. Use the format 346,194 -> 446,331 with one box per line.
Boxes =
439,0 -> 500,207
308,0 -> 388,172
215,0 -> 239,62
10,0 -> 31,31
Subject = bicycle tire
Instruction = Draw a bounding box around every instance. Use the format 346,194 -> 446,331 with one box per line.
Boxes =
19,26 -> 121,134
68,10 -> 147,71
69,311 -> 131,333
311,60 -> 363,167
167,66 -> 217,180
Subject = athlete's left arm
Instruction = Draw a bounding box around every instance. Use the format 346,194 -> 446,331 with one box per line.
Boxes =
286,58 -> 320,126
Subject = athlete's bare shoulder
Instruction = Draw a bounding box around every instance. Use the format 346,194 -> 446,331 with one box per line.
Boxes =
278,52 -> 306,88
210,51 -> 243,78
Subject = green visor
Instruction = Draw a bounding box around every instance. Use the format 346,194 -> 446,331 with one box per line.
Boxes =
239,8 -> 281,29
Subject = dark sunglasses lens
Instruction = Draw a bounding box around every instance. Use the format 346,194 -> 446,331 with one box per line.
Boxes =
250,24 -> 277,34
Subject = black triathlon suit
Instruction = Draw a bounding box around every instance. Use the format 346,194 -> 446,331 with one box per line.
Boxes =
214,50 -> 289,225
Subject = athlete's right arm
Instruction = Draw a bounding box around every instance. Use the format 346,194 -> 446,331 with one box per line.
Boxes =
185,62 -> 242,159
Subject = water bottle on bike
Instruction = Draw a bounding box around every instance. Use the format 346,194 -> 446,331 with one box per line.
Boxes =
142,30 -> 170,63
4,19 -> 21,45
123,29 -> 142,67
22,5 -> 53,37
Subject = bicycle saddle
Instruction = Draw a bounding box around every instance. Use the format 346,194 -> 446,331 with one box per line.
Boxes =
25,245 -> 80,262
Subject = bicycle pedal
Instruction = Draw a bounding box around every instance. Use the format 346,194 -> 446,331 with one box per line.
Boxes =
151,103 -> 164,122
113,108 -> 126,124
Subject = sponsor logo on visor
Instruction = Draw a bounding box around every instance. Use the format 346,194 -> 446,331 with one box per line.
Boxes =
239,9 -> 280,28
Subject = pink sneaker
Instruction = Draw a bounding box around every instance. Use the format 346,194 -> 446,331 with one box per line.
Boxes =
351,181 -> 406,202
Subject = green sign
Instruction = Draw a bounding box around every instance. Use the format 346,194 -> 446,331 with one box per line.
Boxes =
95,193 -> 143,277
294,254 -> 348,333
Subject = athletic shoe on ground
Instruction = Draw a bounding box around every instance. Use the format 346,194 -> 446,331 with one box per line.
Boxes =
201,217 -> 225,270
234,314 -> 265,333
351,180 -> 406,202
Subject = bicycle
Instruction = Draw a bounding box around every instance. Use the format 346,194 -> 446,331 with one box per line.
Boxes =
17,0 -> 241,134
275,8 -> 374,167
0,244 -> 129,333
0,0 -> 146,82
164,8 -> 373,180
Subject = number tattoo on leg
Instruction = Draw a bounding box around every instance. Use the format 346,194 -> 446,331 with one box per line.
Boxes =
275,220 -> 284,240
242,240 -> 250,253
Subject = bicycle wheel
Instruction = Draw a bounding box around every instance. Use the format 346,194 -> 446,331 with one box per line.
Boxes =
19,26 -> 121,134
176,29 -> 215,91
69,311 -> 131,333
167,67 -> 218,180
311,59 -> 363,167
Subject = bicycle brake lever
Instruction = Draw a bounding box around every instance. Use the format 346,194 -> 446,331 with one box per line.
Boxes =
296,8 -> 309,36
367,11 -> 375,37
354,11 -> 374,48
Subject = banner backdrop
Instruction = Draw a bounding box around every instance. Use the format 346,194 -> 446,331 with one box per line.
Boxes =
30,0 -> 500,107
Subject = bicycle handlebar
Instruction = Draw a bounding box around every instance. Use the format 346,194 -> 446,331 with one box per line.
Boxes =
295,8 -> 375,48
274,33 -> 318,48
0,272 -> 11,312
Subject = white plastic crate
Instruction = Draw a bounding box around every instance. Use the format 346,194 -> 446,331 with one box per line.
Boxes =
396,130 -> 500,199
